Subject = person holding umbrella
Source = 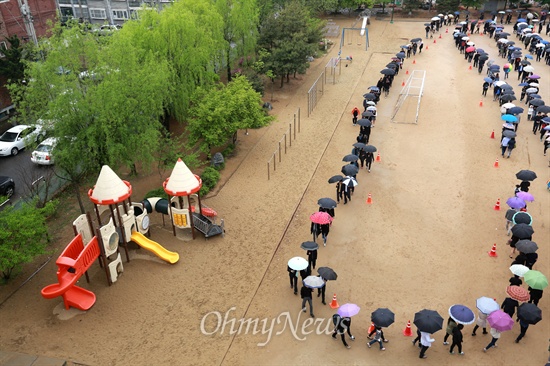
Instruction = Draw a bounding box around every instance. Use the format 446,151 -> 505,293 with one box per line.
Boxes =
528,287 -> 543,306
307,249 -> 317,270
501,296 -> 519,318
287,265 -> 298,295
515,303 -> 542,343
331,315 -> 354,349
419,332 -> 435,359
300,284 -> 314,318
472,311 -> 489,336
506,137 -> 517,158
319,223 -> 330,246
443,317 -> 457,345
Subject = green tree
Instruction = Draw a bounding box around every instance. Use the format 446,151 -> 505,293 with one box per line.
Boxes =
120,0 -> 225,121
0,199 -> 56,281
187,75 -> 273,155
460,0 -> 482,10
10,22 -> 172,212
214,0 -> 259,82
436,0 -> 460,13
259,1 -> 325,87
0,35 -> 26,84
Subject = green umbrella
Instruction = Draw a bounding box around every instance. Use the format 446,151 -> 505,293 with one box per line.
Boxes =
524,270 -> 548,290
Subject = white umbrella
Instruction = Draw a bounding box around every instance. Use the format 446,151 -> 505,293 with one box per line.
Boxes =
467,41 -> 475,46
366,101 -> 376,106
303,276 -> 325,288
367,106 -> 377,112
431,16 -> 440,21
501,102 -> 516,109
510,264 -> 530,277
523,66 -> 535,73
499,11 -> 506,14
448,14 -> 454,18
522,28 -> 532,33
462,36 -> 470,41
494,80 -> 506,87
536,43 -> 545,48
459,21 -> 467,25
503,122 -> 515,129
526,12 -> 533,19
532,19 -> 539,23
342,176 -> 358,187
498,38 -> 510,44
529,82 -> 539,87
288,257 -> 308,271
526,87 -> 538,94
517,22 -> 528,26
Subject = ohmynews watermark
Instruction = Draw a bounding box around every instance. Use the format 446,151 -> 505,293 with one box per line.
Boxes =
200,307 -> 339,346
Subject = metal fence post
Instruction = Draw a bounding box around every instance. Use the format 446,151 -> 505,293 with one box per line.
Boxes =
273,153 -> 276,171
278,142 -> 281,162
267,162 -> 270,180
289,124 -> 292,147
284,134 -> 287,154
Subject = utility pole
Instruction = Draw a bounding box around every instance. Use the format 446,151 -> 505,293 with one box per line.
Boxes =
16,0 -> 38,45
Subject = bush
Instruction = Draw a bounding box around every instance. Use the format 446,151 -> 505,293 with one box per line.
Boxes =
144,188 -> 169,200
199,167 -> 220,196
222,143 -> 236,158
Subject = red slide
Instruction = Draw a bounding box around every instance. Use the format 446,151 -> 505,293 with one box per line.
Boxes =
41,234 -> 100,311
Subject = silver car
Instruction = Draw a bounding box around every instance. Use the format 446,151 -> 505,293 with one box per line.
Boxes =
31,137 -> 57,165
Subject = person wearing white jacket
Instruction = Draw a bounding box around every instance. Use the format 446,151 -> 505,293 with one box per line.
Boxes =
419,332 -> 435,359
483,328 -> 501,352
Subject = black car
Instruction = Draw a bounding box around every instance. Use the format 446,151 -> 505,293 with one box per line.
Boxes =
0,176 -> 15,198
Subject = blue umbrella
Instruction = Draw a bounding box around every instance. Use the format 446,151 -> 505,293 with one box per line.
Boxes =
517,18 -> 527,22
454,11 -> 460,15
502,114 -> 518,122
508,107 -> 524,114
476,48 -> 485,54
484,77 -> 493,82
518,82 -> 529,86
525,55 -> 533,59
449,304 -> 475,325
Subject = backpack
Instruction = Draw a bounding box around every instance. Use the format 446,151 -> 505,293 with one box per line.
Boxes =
332,314 -> 342,326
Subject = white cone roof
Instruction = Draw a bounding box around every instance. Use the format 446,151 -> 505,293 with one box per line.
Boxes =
88,165 -> 132,205
163,158 -> 202,196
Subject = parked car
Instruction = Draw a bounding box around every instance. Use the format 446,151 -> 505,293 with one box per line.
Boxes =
31,137 -> 57,165
0,176 -> 15,198
0,124 -> 45,156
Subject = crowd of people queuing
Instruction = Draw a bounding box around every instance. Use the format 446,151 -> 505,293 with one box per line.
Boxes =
285,9 -> 547,361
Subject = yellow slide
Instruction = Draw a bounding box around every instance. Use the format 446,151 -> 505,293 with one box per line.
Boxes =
130,232 -> 179,264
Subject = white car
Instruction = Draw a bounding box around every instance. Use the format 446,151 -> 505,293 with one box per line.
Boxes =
0,124 -> 45,156
31,137 -> 57,165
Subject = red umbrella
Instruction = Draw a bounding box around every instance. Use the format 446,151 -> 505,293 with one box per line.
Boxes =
310,211 -> 333,225
506,286 -> 530,302
466,46 -> 476,52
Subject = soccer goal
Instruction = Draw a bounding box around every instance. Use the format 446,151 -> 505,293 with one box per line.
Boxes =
391,70 -> 426,124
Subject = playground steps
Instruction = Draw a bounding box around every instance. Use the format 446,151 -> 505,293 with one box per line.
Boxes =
192,213 -> 224,238
0,350 -> 88,366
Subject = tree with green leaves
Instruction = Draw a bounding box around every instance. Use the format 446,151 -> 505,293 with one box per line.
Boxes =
214,0 -> 259,82
436,0 -> 460,13
10,22 -> 172,212
119,0 -> 225,122
0,35 -> 27,85
187,75 -> 272,155
0,199 -> 56,281
259,1 -> 325,87
460,0 -> 483,10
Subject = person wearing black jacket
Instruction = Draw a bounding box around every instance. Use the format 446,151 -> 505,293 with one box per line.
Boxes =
332,316 -> 355,349
501,297 -> 519,318
287,266 -> 298,295
300,285 -> 314,318
319,223 -> 330,246
528,287 -> 543,306
317,277 -> 327,305
449,324 -> 464,355
307,249 -> 317,270
509,276 -> 522,286
525,252 -> 538,269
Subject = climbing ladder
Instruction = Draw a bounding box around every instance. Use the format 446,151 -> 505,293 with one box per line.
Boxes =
392,70 -> 426,124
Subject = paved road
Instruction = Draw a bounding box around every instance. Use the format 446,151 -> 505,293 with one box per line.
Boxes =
0,148 -> 53,204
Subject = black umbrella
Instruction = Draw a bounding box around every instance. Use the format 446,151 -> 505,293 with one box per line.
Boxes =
520,60 -> 531,66
516,239 -> 538,254
424,23 -> 431,26
501,84 -> 514,91
500,94 -> 517,102
357,118 -> 372,127
363,145 -> 377,153
341,164 -> 359,176
516,170 -> 537,181
396,52 -> 406,58
380,68 -> 395,75
318,197 -> 337,209
362,111 -> 374,118
503,130 -> 517,138
480,55 -> 489,61
317,267 -> 337,281
353,142 -> 367,150
343,154 -> 359,162
529,94 -> 541,99
536,105 -> 550,114
508,107 -> 524,114
300,241 -> 319,251
500,32 -> 511,37
517,303 -> 542,325
328,175 -> 344,184
529,99 -> 545,107
386,63 -> 398,69
363,93 -> 376,100
414,309 -> 444,333
371,308 -> 395,327
513,211 -> 533,225
501,89 -> 515,95
411,37 -> 422,42
511,223 -> 534,239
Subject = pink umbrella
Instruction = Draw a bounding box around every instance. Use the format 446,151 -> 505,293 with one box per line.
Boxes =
310,211 -> 333,225
516,191 -> 534,202
466,46 -> 475,52
487,310 -> 514,332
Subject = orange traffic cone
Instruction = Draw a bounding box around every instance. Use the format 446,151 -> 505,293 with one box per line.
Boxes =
401,80 -> 405,86
368,322 -> 375,334
439,34 -> 442,39
446,28 -> 449,33
479,99 -> 483,107
494,158 -> 499,168
480,32 -> 484,36
403,320 -> 413,336
494,198 -> 501,211
366,193 -> 373,204
413,59 -> 416,64
490,129 -> 495,138
329,294 -> 340,309
406,69 -> 409,74
467,32 -> 471,36
488,243 -> 498,257
376,152 -> 381,162
426,45 -> 429,50
469,65 -> 472,70
434,39 -> 437,44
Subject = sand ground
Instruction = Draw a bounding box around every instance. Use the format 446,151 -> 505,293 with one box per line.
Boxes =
0,17 -> 549,366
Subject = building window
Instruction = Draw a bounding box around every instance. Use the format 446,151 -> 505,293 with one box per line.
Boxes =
112,10 -> 128,19
59,6 -> 75,17
0,41 -> 7,58
90,8 -> 106,19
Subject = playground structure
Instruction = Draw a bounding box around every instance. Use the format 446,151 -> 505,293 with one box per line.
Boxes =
42,164 -> 187,311
144,158 -> 224,240
392,70 -> 426,124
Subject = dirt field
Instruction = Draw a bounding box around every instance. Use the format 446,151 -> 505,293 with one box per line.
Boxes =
0,16 -> 549,366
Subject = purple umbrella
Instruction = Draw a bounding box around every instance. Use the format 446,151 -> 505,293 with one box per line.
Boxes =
506,196 -> 526,209
528,74 -> 540,79
337,303 -> 360,317
516,191 -> 534,202
487,310 -> 514,332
